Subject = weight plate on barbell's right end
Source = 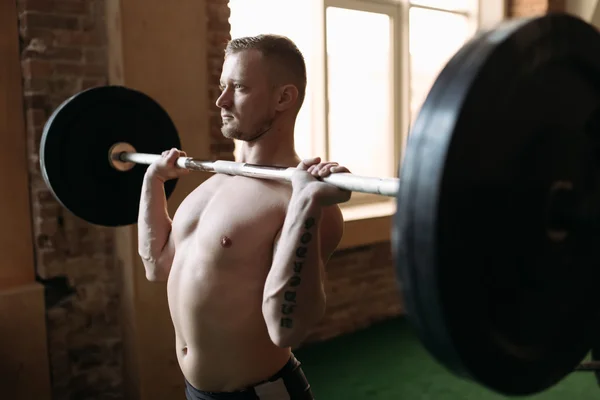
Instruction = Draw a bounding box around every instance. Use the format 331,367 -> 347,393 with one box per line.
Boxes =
40,85 -> 181,227
395,13 -> 600,396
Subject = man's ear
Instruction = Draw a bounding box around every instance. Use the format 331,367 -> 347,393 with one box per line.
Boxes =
275,84 -> 299,112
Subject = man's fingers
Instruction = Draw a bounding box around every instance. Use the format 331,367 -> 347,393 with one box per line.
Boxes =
298,157 -> 321,170
330,166 -> 349,173
167,148 -> 188,162
317,166 -> 349,179
318,162 -> 337,175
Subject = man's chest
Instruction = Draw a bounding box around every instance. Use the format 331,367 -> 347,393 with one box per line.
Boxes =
171,175 -> 291,255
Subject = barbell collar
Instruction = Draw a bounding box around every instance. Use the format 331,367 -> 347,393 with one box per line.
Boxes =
117,151 -> 400,197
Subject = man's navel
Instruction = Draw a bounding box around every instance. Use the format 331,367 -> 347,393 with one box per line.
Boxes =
220,235 -> 232,248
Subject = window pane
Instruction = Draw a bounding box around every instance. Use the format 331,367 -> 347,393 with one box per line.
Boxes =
410,0 -> 472,12
409,7 -> 471,124
326,7 -> 395,179
228,0 -> 314,159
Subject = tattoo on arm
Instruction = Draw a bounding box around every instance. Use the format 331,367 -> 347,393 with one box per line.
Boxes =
280,217 -> 315,329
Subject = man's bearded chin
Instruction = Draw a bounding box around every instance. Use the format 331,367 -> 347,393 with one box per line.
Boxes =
222,116 -> 275,142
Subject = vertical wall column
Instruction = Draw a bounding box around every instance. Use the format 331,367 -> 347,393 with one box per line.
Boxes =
105,0 -> 211,398
0,0 -> 52,398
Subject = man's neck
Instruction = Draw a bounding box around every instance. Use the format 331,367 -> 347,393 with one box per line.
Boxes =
236,128 -> 300,168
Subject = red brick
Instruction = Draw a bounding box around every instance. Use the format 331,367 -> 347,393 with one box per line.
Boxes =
209,32 -> 230,47
39,204 -> 62,219
53,29 -> 103,46
19,27 -> 55,44
51,46 -> 83,61
27,108 -> 48,128
53,62 -> 82,75
81,78 -> 106,90
23,77 -> 48,92
207,3 -> 230,21
83,48 -> 107,64
20,0 -> 88,14
36,189 -> 55,203
83,63 -> 105,77
24,92 -> 47,108
22,45 -> 83,62
39,218 -> 59,237
27,125 -> 44,151
22,59 -> 54,79
48,77 -> 82,95
208,22 -> 230,33
21,12 -> 80,31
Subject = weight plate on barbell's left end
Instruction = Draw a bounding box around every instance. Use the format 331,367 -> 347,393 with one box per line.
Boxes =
40,85 -> 181,227
395,13 -> 600,396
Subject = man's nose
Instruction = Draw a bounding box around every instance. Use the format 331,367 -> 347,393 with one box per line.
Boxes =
215,88 -> 232,109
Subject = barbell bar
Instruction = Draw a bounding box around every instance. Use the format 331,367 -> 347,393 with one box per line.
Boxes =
39,12 -> 600,398
109,144 -> 400,197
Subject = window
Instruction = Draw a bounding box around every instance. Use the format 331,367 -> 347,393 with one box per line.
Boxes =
408,2 -> 478,123
325,4 -> 397,204
228,0 -> 504,242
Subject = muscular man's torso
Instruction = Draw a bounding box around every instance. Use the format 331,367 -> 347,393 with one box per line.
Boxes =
166,174 -> 294,392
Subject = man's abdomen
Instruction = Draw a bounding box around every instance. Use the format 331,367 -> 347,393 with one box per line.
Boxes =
167,255 -> 291,392
178,332 -> 291,392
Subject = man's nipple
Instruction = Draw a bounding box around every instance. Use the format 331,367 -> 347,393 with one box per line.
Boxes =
221,235 -> 232,248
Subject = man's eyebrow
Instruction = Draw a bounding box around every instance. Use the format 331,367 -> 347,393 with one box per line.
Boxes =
219,79 -> 246,87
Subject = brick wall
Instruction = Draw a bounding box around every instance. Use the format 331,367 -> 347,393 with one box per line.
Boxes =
16,0 -> 564,398
17,1 -> 121,399
303,242 -> 403,344
207,0 -> 235,161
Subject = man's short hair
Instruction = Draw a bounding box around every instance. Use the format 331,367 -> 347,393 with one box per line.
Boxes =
225,34 -> 307,110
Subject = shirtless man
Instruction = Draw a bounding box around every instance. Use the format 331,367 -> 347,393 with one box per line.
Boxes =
137,34 -> 352,399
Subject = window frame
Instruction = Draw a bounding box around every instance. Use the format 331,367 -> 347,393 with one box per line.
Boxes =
317,0 -> 506,249
321,0 -> 404,209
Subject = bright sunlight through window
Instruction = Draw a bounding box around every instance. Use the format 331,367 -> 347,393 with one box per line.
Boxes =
409,7 -> 473,123
326,7 -> 395,180
228,0 -> 315,161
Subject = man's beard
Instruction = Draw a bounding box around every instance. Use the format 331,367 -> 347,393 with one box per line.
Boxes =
221,115 -> 275,143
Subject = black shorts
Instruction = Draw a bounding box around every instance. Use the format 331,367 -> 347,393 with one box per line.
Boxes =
184,354 -> 315,400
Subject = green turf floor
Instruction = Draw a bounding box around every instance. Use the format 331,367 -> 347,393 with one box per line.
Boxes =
293,317 -> 599,399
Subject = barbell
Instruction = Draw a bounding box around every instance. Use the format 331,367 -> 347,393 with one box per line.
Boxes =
39,12 -> 600,397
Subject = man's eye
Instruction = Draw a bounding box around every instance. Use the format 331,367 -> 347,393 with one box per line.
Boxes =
234,84 -> 243,89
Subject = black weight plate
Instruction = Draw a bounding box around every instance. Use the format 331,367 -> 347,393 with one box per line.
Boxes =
395,13 -> 600,396
40,86 -> 181,227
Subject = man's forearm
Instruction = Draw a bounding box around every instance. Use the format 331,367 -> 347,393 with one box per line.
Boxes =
138,172 -> 172,281
263,190 -> 327,348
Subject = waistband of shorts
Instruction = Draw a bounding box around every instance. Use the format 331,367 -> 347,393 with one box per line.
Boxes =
186,354 -> 302,395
